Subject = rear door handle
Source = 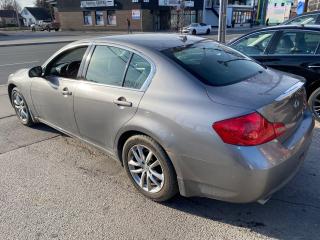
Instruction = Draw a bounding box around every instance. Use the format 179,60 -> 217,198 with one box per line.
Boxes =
62,87 -> 72,96
113,97 -> 132,107
307,65 -> 320,68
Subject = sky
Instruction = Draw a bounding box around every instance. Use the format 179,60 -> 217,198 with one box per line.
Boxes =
16,0 -> 35,8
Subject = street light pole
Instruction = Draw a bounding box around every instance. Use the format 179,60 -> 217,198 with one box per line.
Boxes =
218,0 -> 227,43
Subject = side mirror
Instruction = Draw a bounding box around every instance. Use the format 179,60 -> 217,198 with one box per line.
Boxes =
29,66 -> 43,78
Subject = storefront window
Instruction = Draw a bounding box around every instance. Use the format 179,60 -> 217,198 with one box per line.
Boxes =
83,11 -> 92,25
95,11 -> 104,25
232,10 -> 252,24
107,10 -> 116,25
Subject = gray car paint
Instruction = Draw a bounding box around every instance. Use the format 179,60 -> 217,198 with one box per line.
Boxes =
7,34 -> 315,203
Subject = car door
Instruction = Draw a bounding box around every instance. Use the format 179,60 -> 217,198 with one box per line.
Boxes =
259,30 -> 320,92
74,44 -> 153,151
30,44 -> 89,135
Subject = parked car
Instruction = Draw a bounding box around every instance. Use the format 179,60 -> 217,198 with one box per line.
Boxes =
7,34 -> 314,203
31,20 -> 60,32
283,11 -> 320,25
229,25 -> 320,122
182,23 -> 211,35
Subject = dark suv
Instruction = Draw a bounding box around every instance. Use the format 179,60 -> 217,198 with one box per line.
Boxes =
229,25 -> 320,121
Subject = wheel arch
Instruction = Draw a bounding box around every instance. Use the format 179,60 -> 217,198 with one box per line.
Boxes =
7,83 -> 17,102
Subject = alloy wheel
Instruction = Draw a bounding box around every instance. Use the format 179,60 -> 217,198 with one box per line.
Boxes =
312,91 -> 320,119
128,145 -> 164,193
12,92 -> 29,123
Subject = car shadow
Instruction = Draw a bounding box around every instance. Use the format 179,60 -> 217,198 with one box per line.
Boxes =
163,126 -> 320,240
30,123 -> 62,135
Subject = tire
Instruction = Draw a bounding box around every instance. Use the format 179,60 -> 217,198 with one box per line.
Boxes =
31,27 -> 35,32
46,26 -> 51,32
55,28 -> 59,32
308,87 -> 320,122
123,135 -> 178,202
192,29 -> 196,35
206,29 -> 210,35
11,87 -> 34,126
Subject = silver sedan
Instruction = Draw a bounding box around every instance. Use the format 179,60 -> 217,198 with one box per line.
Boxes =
7,34 -> 314,203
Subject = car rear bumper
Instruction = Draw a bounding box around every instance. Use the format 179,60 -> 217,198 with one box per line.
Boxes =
170,111 -> 315,203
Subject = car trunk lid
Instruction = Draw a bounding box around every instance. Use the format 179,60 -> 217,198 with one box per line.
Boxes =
206,68 -> 307,143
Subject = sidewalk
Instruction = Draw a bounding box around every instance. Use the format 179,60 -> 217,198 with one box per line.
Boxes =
0,85 -> 14,119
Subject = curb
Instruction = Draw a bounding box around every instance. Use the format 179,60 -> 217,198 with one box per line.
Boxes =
0,40 -> 74,48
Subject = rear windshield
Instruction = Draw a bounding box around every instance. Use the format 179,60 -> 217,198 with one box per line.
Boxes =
162,40 -> 265,86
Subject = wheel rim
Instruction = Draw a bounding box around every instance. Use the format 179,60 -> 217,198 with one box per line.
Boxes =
12,92 -> 29,123
312,92 -> 320,119
128,145 -> 164,193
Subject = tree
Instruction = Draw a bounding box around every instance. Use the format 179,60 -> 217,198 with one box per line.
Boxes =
34,0 -> 50,9
0,0 -> 21,11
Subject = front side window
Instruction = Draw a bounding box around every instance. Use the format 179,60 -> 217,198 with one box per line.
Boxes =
124,54 -> 151,89
232,31 -> 274,55
285,14 -> 318,25
86,46 -> 131,86
95,11 -> 104,25
271,31 -> 320,55
162,40 -> 265,86
83,11 -> 92,25
45,46 -> 88,79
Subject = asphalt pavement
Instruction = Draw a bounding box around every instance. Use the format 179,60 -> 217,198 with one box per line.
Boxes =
0,32 -> 319,240
0,43 -> 66,85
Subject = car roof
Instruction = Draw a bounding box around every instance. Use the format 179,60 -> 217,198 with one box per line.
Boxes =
257,24 -> 320,31
75,34 -> 205,51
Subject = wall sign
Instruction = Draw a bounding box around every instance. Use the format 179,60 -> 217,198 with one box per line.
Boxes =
132,9 -> 141,20
80,0 -> 114,8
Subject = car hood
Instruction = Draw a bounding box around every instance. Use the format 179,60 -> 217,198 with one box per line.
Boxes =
205,68 -> 303,110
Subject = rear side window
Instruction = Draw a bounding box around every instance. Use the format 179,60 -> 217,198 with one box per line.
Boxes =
162,40 -> 265,86
86,46 -> 131,86
271,31 -> 320,55
124,54 -> 151,89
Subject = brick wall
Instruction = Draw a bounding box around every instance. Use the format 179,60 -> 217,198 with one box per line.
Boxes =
59,10 -> 144,31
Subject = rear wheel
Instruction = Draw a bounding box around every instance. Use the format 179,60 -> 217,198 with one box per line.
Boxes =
206,29 -> 210,35
123,135 -> 178,202
309,87 -> 320,122
11,87 -> 34,126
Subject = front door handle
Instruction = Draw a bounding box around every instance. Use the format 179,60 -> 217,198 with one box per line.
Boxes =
62,87 -> 72,96
113,97 -> 132,107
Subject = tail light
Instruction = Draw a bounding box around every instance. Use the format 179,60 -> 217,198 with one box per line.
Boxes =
212,112 -> 286,146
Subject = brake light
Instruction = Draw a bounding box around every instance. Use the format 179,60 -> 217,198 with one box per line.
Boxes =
212,112 -> 286,146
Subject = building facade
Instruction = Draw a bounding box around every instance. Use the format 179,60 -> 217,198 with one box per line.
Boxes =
308,0 -> 320,11
48,0 -> 203,31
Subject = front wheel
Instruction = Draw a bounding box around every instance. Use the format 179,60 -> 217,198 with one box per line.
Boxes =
308,87 -> 320,122
123,135 -> 178,202
192,29 -> 196,35
206,29 -> 210,35
11,87 -> 34,126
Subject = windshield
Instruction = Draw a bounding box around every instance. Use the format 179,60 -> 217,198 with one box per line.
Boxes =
162,40 -> 265,86
190,23 -> 198,27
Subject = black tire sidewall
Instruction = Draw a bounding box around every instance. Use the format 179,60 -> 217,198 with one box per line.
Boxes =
308,87 -> 320,122
122,135 -> 177,202
192,30 -> 196,35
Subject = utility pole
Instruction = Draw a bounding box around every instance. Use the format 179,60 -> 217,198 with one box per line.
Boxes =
14,0 -> 21,28
303,0 -> 309,12
218,0 -> 227,43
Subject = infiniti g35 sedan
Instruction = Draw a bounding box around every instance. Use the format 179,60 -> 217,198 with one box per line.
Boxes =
8,34 -> 314,203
